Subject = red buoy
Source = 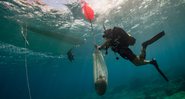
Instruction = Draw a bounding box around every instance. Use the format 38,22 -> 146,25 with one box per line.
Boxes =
81,0 -> 94,22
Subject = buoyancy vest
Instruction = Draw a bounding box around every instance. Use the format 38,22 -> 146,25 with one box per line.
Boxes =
104,27 -> 136,52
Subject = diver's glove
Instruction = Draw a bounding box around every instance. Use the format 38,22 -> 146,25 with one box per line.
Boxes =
95,45 -> 101,50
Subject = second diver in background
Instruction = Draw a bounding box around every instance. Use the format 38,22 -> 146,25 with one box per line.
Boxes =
97,27 -> 169,81
67,48 -> 74,62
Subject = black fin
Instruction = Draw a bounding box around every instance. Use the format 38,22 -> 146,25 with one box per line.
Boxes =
152,61 -> 169,82
142,31 -> 165,47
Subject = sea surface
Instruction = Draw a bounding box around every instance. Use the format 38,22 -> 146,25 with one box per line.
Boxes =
0,0 -> 185,99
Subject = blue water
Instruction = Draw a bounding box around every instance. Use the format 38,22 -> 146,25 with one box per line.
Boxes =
0,0 -> 185,99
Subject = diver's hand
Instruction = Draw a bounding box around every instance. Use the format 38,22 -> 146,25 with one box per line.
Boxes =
98,46 -> 102,50
95,45 -> 101,50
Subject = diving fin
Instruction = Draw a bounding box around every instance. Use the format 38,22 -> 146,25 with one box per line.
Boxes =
151,59 -> 169,82
155,64 -> 169,82
142,31 -> 165,48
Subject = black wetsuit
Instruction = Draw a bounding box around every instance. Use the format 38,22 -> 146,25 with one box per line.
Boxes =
108,27 -> 137,61
117,48 -> 137,61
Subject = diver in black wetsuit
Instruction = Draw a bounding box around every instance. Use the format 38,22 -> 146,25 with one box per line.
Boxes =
97,27 -> 169,81
67,48 -> 74,62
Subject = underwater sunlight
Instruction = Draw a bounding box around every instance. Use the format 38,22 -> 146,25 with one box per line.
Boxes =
0,0 -> 185,99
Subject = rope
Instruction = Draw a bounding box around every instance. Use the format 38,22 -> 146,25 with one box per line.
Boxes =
23,24 -> 32,99
90,21 -> 97,46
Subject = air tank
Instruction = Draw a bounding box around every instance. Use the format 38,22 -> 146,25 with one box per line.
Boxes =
93,49 -> 108,96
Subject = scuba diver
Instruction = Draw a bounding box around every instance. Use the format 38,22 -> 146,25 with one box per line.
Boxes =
97,27 -> 169,81
67,48 -> 74,62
